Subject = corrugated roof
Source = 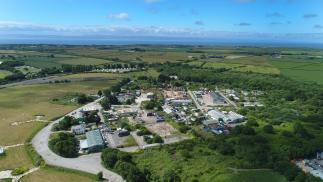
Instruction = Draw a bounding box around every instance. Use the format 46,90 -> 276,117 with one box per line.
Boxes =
86,130 -> 104,147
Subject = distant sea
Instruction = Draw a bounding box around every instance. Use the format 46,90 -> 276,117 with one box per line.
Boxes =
0,36 -> 323,49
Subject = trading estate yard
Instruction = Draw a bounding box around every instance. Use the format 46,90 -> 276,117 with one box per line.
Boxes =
1,45 -> 323,182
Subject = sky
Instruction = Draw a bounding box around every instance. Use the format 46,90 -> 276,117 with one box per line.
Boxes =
0,0 -> 323,44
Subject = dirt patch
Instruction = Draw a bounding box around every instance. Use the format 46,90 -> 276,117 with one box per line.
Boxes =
145,122 -> 176,137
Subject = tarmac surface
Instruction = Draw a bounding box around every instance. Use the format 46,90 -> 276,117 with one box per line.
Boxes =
32,99 -> 124,182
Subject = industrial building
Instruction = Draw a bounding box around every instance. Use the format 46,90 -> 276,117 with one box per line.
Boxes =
208,109 -> 245,124
208,91 -> 227,105
80,129 -> 105,153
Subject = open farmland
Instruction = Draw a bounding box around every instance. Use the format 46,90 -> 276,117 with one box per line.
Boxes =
270,59 -> 323,84
21,56 -> 112,68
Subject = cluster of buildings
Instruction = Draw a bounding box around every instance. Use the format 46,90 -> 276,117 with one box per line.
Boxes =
92,68 -> 137,73
164,87 -> 192,106
116,92 -> 136,103
296,152 -> 323,180
203,109 -> 246,134
222,89 -> 265,107
189,88 -> 248,134
193,89 -> 230,107
60,85 -> 257,154
163,88 -> 195,123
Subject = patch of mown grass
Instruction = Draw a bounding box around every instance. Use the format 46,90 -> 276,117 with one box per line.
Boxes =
20,165 -> 97,182
0,146 -> 34,171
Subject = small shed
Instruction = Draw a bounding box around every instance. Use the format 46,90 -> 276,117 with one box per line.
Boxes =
71,124 -> 86,135
0,147 -> 4,155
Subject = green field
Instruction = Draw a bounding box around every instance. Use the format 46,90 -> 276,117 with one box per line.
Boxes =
21,166 -> 95,182
0,70 -> 12,79
22,56 -> 111,68
2,46 -> 323,84
270,60 -> 323,84
0,146 -> 34,171
133,143 -> 287,182
15,66 -> 41,74
0,74 -> 121,176
1,45 -> 323,181
213,170 -> 287,182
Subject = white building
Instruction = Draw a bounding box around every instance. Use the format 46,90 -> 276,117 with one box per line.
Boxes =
208,109 -> 245,124
0,147 -> 4,155
71,124 -> 86,135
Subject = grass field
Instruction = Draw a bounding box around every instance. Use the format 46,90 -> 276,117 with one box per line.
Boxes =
0,74 -> 120,173
0,146 -> 34,171
15,66 -> 41,74
21,166 -> 96,182
0,70 -> 12,79
56,57 -> 112,65
270,59 -> 323,84
22,56 -> 112,69
0,78 -> 119,146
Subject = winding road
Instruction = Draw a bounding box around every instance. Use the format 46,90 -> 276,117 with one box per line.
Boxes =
31,100 -> 124,182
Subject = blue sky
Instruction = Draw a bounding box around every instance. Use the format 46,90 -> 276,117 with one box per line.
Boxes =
0,0 -> 323,43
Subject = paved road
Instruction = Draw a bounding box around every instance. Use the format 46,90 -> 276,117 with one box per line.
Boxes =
188,90 -> 202,110
0,167 -> 40,182
32,100 -> 124,182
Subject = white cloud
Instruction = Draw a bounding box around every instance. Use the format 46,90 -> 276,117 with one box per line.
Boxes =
0,21 -> 323,44
108,12 -> 129,20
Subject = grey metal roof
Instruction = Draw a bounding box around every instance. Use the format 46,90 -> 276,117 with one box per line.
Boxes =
202,119 -> 218,126
86,130 -> 104,147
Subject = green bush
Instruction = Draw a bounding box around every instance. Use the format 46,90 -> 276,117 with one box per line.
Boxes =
263,124 -> 274,134
114,161 -> 147,182
11,167 -> 29,176
178,125 -> 191,134
48,132 -> 78,158
101,148 -> 119,168
137,127 -> 151,136
96,171 -> 103,181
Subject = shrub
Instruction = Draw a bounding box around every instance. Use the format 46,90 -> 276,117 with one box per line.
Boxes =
162,169 -> 181,182
97,171 -> 103,181
101,149 -> 119,168
114,161 -> 147,182
179,125 -> 190,134
263,124 -> 274,134
48,132 -> 78,158
11,167 -> 29,176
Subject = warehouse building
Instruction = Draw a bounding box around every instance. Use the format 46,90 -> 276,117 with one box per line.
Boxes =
208,109 -> 245,124
80,129 -> 105,153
